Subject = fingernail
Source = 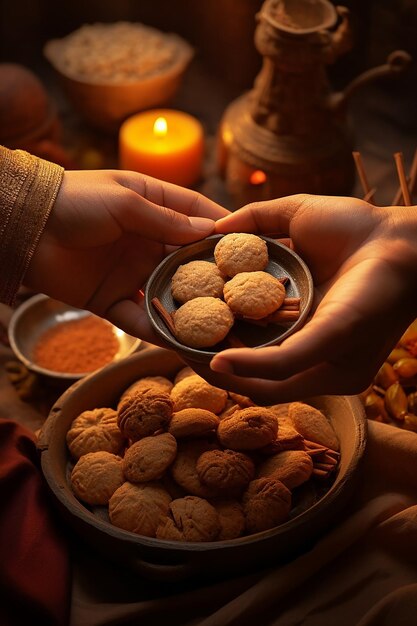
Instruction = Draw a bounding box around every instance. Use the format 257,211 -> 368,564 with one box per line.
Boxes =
210,358 -> 234,374
188,217 -> 215,233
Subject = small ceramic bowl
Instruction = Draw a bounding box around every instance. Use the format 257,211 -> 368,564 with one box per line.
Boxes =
8,293 -> 141,381
44,33 -> 193,133
145,234 -> 313,365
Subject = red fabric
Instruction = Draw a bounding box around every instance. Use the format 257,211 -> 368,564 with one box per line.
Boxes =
0,420 -> 70,626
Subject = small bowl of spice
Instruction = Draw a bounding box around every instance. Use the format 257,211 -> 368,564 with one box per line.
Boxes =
8,294 -> 141,381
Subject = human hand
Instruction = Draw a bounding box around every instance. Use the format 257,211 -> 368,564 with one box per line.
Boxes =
25,169 -> 229,343
207,194 -> 417,403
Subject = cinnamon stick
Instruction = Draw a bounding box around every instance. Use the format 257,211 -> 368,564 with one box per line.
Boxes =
324,448 -> 341,459
267,310 -> 300,323
314,462 -> 336,472
306,448 -> 328,458
407,149 -> 417,200
363,187 -> 377,203
392,149 -> 417,205
312,468 -> 331,478
151,297 -> 176,336
303,439 -> 328,451
278,277 -> 289,286
353,151 -> 375,203
282,297 -> 301,308
322,453 -> 338,466
394,151 -> 412,206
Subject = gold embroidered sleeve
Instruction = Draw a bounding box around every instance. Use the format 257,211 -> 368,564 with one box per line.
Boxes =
0,145 -> 64,305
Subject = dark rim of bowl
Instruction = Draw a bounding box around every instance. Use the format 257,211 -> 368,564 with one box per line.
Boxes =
8,293 -> 140,380
145,234 -> 314,361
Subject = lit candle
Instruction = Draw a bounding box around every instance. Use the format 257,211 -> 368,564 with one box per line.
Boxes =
119,109 -> 204,188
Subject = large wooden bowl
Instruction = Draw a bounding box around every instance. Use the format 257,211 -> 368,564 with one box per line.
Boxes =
38,347 -> 367,582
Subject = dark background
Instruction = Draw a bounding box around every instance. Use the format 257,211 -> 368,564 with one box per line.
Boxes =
1,0 -> 416,205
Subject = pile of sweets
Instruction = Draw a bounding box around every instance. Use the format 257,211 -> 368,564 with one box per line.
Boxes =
67,368 -> 340,542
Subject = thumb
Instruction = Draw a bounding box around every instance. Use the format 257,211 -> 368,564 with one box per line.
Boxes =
215,194 -> 316,236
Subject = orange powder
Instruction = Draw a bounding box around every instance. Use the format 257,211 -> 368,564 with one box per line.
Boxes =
33,315 -> 119,374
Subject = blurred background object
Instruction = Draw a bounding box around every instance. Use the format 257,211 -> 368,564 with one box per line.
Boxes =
44,22 -> 193,132
218,0 -> 411,207
0,62 -> 75,167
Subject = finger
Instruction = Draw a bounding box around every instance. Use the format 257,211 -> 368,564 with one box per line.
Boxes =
209,308 -> 347,380
214,194 -> 321,235
211,359 -> 369,405
211,256 -> 407,381
112,190 -> 219,245
117,171 -> 230,220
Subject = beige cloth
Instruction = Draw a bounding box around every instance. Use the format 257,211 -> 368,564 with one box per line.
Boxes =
67,421 -> 417,626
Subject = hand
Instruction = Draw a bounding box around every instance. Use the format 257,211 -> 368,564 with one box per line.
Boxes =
207,194 -> 417,403
25,169 -> 229,343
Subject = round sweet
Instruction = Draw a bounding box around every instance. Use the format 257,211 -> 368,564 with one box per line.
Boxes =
217,407 -> 278,450
171,440 -> 219,498
117,389 -> 173,441
174,297 -> 234,348
156,496 -> 220,542
70,451 -> 124,505
122,433 -> 177,482
109,481 -> 171,537
171,375 -> 228,415
288,402 -> 340,451
171,260 -> 225,304
223,271 -> 286,320
214,233 -> 269,278
212,500 -> 246,540
196,449 -> 255,493
118,376 -> 173,406
66,407 -> 124,459
168,408 -> 219,438
257,450 -> 313,489
242,477 -> 292,533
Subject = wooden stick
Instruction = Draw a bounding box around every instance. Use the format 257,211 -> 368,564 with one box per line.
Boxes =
324,448 -> 341,459
408,149 -> 417,201
322,453 -> 338,466
268,310 -> 300,323
314,462 -> 336,472
151,297 -> 176,336
353,151 -> 375,202
306,448 -> 327,457
238,305 -> 300,326
303,440 -> 328,452
283,297 -> 301,307
394,152 -> 412,206
392,148 -> 417,205
363,187 -> 377,203
312,468 -> 331,478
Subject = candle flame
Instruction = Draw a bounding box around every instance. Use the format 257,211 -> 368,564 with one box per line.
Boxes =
250,170 -> 267,185
153,116 -> 168,137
